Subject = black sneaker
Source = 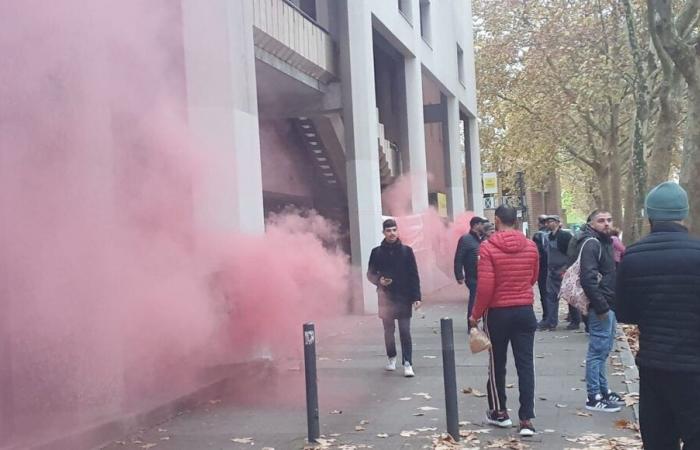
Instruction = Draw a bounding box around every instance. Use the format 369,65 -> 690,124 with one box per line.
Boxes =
586,394 -> 621,412
566,322 -> 580,331
486,409 -> 513,428
604,390 -> 623,404
519,419 -> 536,437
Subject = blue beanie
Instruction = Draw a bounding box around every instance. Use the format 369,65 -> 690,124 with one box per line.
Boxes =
645,181 -> 689,221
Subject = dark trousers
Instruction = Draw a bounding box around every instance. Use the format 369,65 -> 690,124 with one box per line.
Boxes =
639,366 -> 700,450
543,270 -> 581,327
537,268 -> 548,321
483,306 -> 537,420
467,280 -> 477,330
382,317 -> 412,365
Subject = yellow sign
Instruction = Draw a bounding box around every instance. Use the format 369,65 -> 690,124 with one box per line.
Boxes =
482,172 -> 498,194
437,192 -> 447,217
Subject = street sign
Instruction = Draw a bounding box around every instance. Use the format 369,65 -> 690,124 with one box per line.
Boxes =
482,172 -> 498,194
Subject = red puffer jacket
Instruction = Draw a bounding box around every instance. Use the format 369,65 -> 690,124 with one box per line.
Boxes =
471,230 -> 540,320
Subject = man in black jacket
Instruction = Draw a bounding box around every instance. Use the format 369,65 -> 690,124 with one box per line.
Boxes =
578,210 -> 622,413
454,216 -> 487,328
538,215 -> 576,330
368,219 -> 422,377
617,182 -> 700,449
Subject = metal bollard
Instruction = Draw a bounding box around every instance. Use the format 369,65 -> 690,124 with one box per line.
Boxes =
440,318 -> 460,441
303,322 -> 320,443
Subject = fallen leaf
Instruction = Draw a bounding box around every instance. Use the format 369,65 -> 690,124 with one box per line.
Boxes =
231,437 -> 254,444
459,421 -> 472,426
544,429 -> 555,433
570,387 -> 581,391
399,397 -> 412,401
400,430 -> 418,437
354,426 -> 365,431
360,420 -> 369,425
538,396 -> 547,401
376,433 -> 389,438
329,410 -> 342,414
555,403 -> 567,408
506,384 -> 514,388
157,428 -> 167,433
412,412 -> 425,416
413,392 -> 432,399
575,411 -> 592,417
416,427 -> 437,432
159,437 -> 170,441
423,355 -> 437,359
208,399 -> 221,405
417,406 -> 439,411
462,387 -> 473,394
472,389 -> 487,398
140,445 -> 157,450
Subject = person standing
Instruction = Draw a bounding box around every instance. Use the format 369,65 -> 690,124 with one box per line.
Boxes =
367,219 -> 422,377
483,222 -> 496,239
532,215 -> 549,321
577,210 -> 623,412
538,215 -> 578,331
469,206 -> 539,436
454,216 -> 487,328
617,182 -> 700,449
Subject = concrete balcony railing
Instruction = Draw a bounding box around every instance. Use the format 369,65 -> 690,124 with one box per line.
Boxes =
484,195 -> 523,210
253,0 -> 336,83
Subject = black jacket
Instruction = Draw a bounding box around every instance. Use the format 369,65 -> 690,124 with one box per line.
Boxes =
367,239 -> 421,319
532,227 -> 548,270
616,222 -> 700,373
454,231 -> 482,283
577,228 -> 616,315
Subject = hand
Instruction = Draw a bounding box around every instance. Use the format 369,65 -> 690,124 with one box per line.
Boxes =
379,276 -> 393,287
457,279 -> 464,285
413,301 -> 422,310
468,317 -> 478,329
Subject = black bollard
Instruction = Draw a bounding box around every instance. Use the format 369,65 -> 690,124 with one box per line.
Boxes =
440,318 -> 460,441
303,322 -> 320,443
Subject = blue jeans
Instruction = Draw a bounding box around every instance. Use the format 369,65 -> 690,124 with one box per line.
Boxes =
586,310 -> 617,397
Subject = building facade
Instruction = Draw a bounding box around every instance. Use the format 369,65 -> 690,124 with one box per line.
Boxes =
183,0 -> 482,314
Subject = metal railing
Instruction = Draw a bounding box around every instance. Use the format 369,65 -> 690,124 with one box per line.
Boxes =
484,195 -> 523,210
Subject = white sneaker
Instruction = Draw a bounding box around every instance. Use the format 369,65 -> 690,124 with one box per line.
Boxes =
403,362 -> 415,377
385,357 -> 397,371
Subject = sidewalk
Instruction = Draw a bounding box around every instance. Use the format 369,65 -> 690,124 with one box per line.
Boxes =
102,288 -> 640,450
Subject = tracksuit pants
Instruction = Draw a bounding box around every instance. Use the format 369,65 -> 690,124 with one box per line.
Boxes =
484,305 -> 537,420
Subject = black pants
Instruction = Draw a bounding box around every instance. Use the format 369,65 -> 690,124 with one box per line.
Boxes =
467,280 -> 477,331
639,366 -> 700,450
382,317 -> 412,365
484,305 -> 537,420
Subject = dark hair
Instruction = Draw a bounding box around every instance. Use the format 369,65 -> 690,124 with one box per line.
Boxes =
382,218 -> 397,230
587,209 -> 611,223
495,205 -> 517,226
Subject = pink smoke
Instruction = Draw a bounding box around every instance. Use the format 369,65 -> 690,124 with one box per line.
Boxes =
0,1 -> 348,447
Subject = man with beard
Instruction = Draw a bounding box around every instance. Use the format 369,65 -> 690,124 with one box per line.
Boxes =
367,219 -> 422,377
577,210 -> 623,412
454,216 -> 488,329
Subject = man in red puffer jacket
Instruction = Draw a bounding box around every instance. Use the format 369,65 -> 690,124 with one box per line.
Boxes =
469,205 -> 540,437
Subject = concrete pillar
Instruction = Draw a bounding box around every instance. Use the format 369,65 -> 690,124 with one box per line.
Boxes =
339,0 -> 382,314
446,96 -> 465,220
466,115 -> 483,214
404,57 -> 430,213
181,0 -> 265,235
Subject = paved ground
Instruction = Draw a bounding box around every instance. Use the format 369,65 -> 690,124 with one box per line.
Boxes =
102,286 -> 640,450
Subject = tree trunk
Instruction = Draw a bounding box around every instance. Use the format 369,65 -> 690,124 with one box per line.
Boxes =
647,82 -> 680,187
680,83 -> 700,231
595,163 -> 612,212
621,0 -> 648,243
623,174 -> 636,243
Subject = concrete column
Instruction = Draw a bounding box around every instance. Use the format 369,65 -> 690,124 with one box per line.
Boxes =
446,96 -> 465,219
404,57 -> 430,213
339,0 -> 382,314
466,116 -> 484,214
182,0 -> 265,235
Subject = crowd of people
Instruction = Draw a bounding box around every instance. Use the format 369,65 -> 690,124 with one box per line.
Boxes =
367,181 -> 700,448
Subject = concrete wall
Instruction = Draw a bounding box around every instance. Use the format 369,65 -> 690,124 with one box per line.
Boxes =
259,120 -> 315,199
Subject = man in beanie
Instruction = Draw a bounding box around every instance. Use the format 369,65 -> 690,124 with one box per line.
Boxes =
454,216 -> 488,329
617,182 -> 700,449
368,219 -> 422,377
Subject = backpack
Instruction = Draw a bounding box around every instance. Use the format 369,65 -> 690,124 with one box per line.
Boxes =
559,238 -> 601,315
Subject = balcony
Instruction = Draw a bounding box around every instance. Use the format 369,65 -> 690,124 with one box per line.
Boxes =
484,195 -> 523,210
253,0 -> 336,83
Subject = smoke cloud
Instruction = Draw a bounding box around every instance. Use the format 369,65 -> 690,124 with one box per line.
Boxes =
0,1 -> 348,447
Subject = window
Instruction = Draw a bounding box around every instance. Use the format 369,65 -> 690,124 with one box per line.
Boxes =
288,0 -> 317,21
457,44 -> 465,84
398,0 -> 412,22
419,0 -> 431,43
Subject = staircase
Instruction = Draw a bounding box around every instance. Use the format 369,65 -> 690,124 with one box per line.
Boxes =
378,122 -> 400,188
293,116 -> 345,192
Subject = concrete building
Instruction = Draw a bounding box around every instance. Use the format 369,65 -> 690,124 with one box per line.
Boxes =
183,0 -> 482,314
